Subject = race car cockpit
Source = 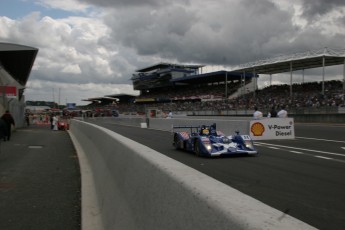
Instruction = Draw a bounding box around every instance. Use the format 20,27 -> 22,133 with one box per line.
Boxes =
199,124 -> 218,136
200,125 -> 210,136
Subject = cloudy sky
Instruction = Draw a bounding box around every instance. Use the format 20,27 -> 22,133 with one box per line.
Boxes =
1,0 -> 345,105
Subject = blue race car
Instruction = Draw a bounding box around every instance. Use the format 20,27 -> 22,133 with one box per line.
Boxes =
173,123 -> 258,157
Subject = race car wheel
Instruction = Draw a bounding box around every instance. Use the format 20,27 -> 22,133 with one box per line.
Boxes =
174,135 -> 181,150
194,140 -> 201,156
252,152 -> 259,157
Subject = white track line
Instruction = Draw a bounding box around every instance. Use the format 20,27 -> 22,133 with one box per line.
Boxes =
289,151 -> 305,155
256,142 -> 345,157
314,156 -> 333,160
297,137 -> 345,144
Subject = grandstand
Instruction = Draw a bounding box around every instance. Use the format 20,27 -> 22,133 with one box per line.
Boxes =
80,48 -> 345,117
233,47 -> 345,97
132,63 -> 203,91
111,80 -> 344,116
132,63 -> 255,103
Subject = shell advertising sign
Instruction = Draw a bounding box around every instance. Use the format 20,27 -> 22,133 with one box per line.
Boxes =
249,118 -> 295,140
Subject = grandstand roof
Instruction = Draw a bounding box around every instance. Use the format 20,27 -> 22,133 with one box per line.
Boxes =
233,47 -> 345,75
136,62 -> 204,72
170,70 -> 255,84
105,94 -> 137,103
82,94 -> 137,104
0,42 -> 38,85
82,97 -> 105,102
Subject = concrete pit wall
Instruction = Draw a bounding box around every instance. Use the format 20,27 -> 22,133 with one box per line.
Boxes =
148,117 -> 250,135
69,119 -> 316,230
85,116 -> 251,136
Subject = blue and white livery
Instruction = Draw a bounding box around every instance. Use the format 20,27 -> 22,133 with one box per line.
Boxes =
173,123 -> 258,157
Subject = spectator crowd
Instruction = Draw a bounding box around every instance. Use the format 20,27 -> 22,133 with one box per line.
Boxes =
114,80 -> 344,114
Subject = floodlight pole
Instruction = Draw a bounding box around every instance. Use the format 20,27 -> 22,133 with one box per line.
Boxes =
243,70 -> 246,97
343,59 -> 345,101
290,62 -> 293,98
302,69 -> 305,84
253,68 -> 256,99
270,74 -> 272,86
322,56 -> 325,95
52,88 -> 55,105
225,72 -> 228,98
240,72 -> 243,97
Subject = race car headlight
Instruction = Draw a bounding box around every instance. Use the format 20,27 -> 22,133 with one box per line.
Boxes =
205,144 -> 212,151
244,141 -> 253,149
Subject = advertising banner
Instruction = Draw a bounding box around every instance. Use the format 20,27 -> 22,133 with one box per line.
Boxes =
0,86 -> 17,98
249,118 -> 295,140
66,103 -> 76,109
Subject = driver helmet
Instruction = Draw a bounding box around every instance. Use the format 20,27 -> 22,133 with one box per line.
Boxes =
202,129 -> 209,135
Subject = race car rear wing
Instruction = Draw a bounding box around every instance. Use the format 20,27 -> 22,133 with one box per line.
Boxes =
172,125 -> 200,134
172,123 -> 218,135
172,125 -> 200,129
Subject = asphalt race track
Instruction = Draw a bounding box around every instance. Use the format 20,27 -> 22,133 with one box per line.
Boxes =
87,119 -> 345,230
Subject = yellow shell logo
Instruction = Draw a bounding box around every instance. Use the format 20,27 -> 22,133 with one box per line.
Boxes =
251,122 -> 265,136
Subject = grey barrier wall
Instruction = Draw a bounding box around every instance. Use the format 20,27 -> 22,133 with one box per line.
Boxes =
84,116 -> 251,135
148,117 -> 250,135
69,119 -> 316,230
81,116 -> 145,127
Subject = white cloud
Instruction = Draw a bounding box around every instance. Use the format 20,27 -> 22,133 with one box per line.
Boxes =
1,0 -> 345,105
61,64 -> 81,74
35,0 -> 92,13
25,79 -> 139,105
